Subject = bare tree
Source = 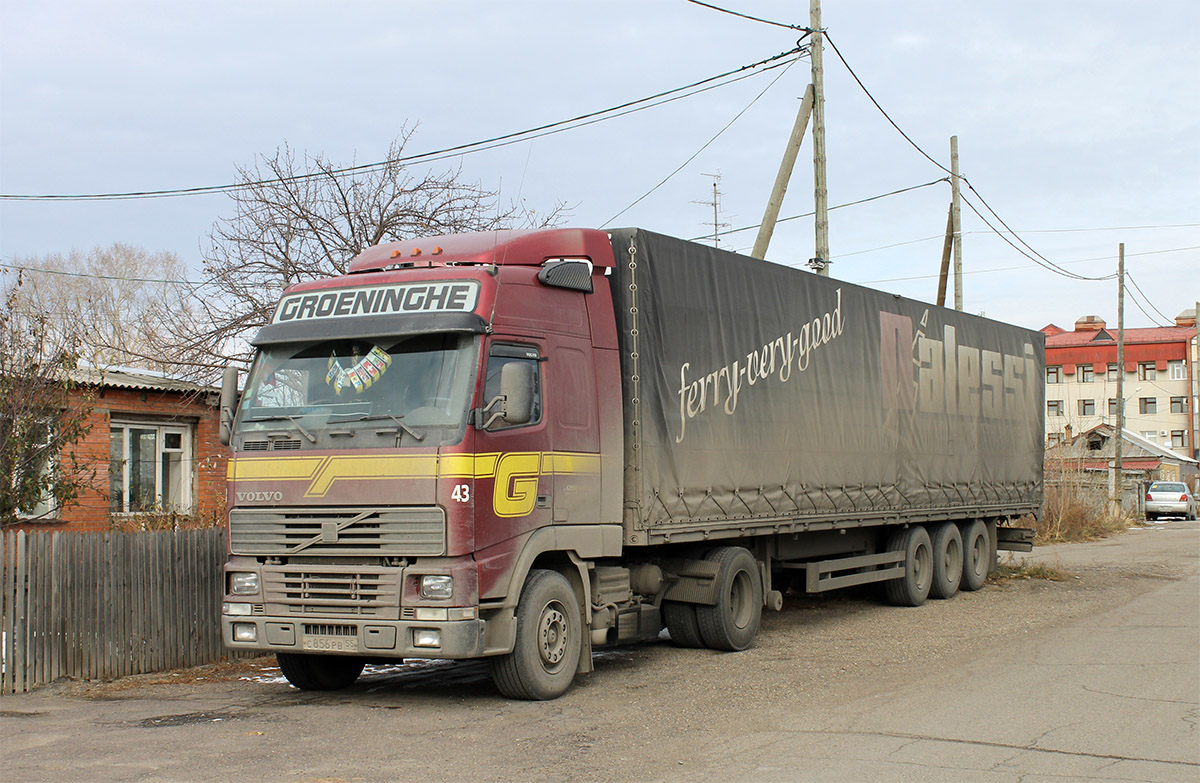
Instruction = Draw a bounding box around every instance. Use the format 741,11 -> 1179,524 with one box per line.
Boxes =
8,244 -> 196,375
169,126 -> 567,372
0,272 -> 97,525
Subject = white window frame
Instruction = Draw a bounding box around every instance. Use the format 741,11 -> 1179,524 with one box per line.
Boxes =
1169,360 -> 1185,381
110,420 -> 194,514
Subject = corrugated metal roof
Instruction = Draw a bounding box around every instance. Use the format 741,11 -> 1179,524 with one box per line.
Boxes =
69,367 -> 219,395
1044,325 -> 1195,348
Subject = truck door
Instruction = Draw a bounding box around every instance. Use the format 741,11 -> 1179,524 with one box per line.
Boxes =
546,337 -> 601,524
472,339 -> 551,551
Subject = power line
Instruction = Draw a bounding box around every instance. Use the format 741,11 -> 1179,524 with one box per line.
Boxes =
687,178 -> 947,241
854,244 -> 1199,284
1,46 -> 803,203
684,0 -> 811,32
1125,272 -> 1174,326
602,54 -> 801,228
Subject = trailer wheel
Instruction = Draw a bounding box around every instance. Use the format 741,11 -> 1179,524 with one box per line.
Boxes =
696,547 -> 762,651
884,526 -> 933,606
929,522 -> 963,599
960,520 -> 991,592
491,569 -> 581,700
276,653 -> 365,691
662,601 -> 704,648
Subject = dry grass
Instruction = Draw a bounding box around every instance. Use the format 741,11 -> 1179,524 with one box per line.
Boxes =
991,560 -> 1071,582
1029,472 -> 1130,544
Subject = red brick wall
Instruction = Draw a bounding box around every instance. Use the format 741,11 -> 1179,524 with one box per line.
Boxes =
14,385 -> 229,533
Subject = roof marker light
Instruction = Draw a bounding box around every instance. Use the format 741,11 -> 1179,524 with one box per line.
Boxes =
433,246 -> 444,255
411,248 -> 422,257
390,249 -> 402,259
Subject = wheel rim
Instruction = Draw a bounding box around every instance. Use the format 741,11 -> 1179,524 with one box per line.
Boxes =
538,600 -> 569,672
913,542 -> 932,590
729,570 -> 754,630
946,537 -> 962,577
969,533 -> 987,574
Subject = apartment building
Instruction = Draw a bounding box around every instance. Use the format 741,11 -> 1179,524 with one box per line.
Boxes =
1041,309 -> 1198,459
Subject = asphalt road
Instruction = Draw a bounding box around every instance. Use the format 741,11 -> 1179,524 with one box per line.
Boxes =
2,521 -> 1197,783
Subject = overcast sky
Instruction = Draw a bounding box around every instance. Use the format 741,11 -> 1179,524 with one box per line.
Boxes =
2,1 -> 1197,332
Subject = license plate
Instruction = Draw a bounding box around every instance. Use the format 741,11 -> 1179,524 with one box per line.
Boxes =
302,634 -> 358,652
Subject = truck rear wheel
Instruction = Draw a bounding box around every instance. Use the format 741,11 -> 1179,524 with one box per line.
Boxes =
491,569 -> 581,700
929,522 -> 963,599
960,520 -> 991,592
276,653 -> 365,691
884,526 -> 933,606
696,547 -> 762,651
662,601 -> 704,648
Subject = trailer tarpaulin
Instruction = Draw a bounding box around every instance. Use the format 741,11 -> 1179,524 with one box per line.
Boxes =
607,228 -> 1044,538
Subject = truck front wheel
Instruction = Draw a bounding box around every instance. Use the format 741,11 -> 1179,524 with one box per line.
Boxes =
491,569 -> 582,700
276,653 -> 365,691
696,547 -> 763,651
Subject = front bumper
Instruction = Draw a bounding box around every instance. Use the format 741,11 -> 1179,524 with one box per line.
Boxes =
222,615 -> 486,659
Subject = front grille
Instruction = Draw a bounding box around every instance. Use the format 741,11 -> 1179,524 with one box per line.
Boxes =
263,565 -> 401,615
230,507 -> 446,556
304,623 -> 355,636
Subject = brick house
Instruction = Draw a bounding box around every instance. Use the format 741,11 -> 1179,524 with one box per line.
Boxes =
17,369 -> 229,532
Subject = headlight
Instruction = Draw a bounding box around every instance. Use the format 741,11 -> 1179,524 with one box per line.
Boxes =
232,623 -> 258,642
420,574 -> 453,599
230,572 -> 260,595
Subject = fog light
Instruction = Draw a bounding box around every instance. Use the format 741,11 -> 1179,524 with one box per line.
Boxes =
420,575 -> 453,599
230,572 -> 260,595
233,623 -> 258,642
223,602 -> 252,616
413,629 -> 441,648
414,607 -> 448,621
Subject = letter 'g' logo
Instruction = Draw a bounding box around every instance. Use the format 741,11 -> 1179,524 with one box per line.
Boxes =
493,453 -> 540,517
236,490 -> 283,503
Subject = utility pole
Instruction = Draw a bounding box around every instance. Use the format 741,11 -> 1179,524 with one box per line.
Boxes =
935,204 -> 953,307
1111,243 -> 1125,518
752,84 -> 815,260
950,136 -> 963,310
809,0 -> 830,276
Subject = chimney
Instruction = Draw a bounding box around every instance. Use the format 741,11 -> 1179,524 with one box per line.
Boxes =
1175,307 -> 1197,328
1064,423 -> 1073,442
1074,315 -> 1106,332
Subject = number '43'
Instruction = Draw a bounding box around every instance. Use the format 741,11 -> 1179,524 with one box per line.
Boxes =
451,484 -> 470,503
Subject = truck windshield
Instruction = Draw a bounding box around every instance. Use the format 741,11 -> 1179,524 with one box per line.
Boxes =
236,333 -> 478,446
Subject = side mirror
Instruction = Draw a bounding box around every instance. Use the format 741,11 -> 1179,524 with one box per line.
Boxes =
219,366 -> 240,446
499,361 -> 535,425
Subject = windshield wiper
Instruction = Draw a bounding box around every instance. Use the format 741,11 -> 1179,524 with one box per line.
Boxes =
327,412 -> 425,442
243,414 -> 318,443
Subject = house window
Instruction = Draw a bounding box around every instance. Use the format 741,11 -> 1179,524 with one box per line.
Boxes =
1137,362 -> 1156,381
1047,433 -> 1064,446
1106,363 -> 1118,381
1169,360 -> 1185,381
1171,431 -> 1187,449
1078,399 -> 1095,416
1047,400 -> 1063,417
1139,397 -> 1157,415
1108,398 -> 1120,416
1171,396 -> 1188,414
1141,431 -> 1158,443
1077,365 -> 1093,383
110,422 -> 193,513
1046,366 -> 1062,384
11,419 -> 56,520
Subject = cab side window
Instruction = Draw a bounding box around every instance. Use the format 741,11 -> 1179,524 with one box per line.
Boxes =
483,344 -> 542,427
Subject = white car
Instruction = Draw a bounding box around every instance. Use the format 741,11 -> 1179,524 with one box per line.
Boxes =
1145,482 -> 1198,521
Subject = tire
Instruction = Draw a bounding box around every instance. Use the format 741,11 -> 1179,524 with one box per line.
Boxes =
884,526 -> 933,606
491,569 -> 581,700
960,520 -> 990,592
276,653 -> 364,691
1146,513 -> 1157,522
696,547 -> 763,651
662,600 -> 705,648
929,522 -> 963,599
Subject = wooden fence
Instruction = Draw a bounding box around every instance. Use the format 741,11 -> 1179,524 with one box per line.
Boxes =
1,528 -> 245,694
